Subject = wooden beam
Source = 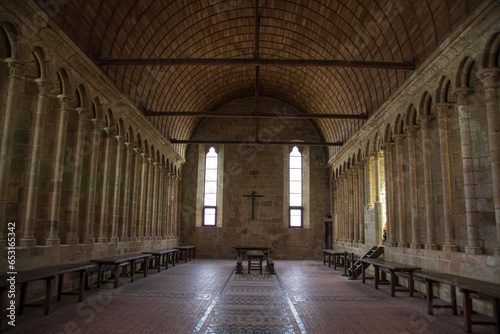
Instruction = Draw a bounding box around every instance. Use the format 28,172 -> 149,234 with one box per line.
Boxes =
170,139 -> 343,146
144,111 -> 368,120
97,57 -> 415,70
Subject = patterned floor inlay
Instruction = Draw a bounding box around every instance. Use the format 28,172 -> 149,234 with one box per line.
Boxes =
196,273 -> 304,334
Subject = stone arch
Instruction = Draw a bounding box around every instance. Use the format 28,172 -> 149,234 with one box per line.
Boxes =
135,133 -> 143,151
418,91 -> 433,116
435,75 -> 454,103
405,104 -> 418,126
91,97 -> 104,120
75,84 -> 90,109
54,67 -> 71,96
394,114 -> 404,134
480,30 -> 500,69
454,56 -> 476,89
126,127 -> 134,144
105,109 -> 115,129
116,118 -> 125,137
383,123 -> 393,144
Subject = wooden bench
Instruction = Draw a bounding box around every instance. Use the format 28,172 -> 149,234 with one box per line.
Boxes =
143,249 -> 178,273
359,258 -> 421,297
247,250 -> 264,274
413,272 -> 500,333
266,258 -> 275,275
236,257 -> 243,274
322,249 -> 335,267
90,253 -> 152,289
176,246 -> 196,263
0,263 -> 95,319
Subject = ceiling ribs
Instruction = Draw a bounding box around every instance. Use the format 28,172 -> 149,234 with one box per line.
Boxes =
144,111 -> 368,120
169,139 -> 343,146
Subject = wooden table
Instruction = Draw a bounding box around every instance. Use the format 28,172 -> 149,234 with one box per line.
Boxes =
91,253 -> 151,288
360,258 -> 421,297
415,271 -> 500,333
143,249 -> 178,272
0,263 -> 95,318
247,250 -> 265,274
176,246 -> 196,263
233,246 -> 271,258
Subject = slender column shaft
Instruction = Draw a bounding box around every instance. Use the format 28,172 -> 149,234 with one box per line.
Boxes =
383,143 -> 397,246
110,135 -> 124,243
83,119 -> 103,244
128,148 -> 141,241
138,153 -> 148,240
0,59 -> 26,246
393,134 -> 408,247
66,108 -> 89,245
405,125 -> 422,249
151,161 -> 159,240
358,160 -> 365,243
119,141 -> 133,242
365,157 -> 374,209
341,174 -> 346,241
374,151 -> 384,246
157,165 -> 164,238
46,95 -> 72,246
418,115 -> 438,250
174,177 -> 181,237
19,79 -> 52,247
477,68 -> 500,256
97,128 -> 114,243
145,157 -> 154,240
166,173 -> 173,237
353,167 -> 359,243
348,170 -> 354,242
162,166 -> 168,239
333,179 -> 338,242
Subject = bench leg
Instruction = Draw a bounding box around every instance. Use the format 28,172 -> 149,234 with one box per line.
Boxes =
408,271 -> 414,297
57,274 -> 64,302
425,280 -> 434,315
44,277 -> 53,315
390,270 -> 396,297
130,262 -> 136,283
374,267 -> 380,290
114,264 -> 120,288
97,264 -> 103,288
78,270 -> 85,302
461,289 -> 473,333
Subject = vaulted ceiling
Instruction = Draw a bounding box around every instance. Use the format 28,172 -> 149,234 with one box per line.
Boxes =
41,0 -> 484,157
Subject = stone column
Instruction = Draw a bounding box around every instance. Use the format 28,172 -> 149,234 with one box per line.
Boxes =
145,156 -> 154,240
347,170 -> 354,243
119,141 -> 133,242
137,152 -> 149,240
162,166 -> 169,239
46,95 -> 72,246
174,176 -> 182,237
341,174 -> 346,241
352,166 -> 359,243
436,103 -> 459,252
156,164 -> 164,239
0,59 -> 26,246
128,147 -> 141,242
393,134 -> 408,248
374,151 -> 384,246
477,68 -> 500,256
358,160 -> 365,244
383,143 -> 397,246
165,172 -> 172,238
151,160 -> 159,240
405,125 -> 422,249
66,107 -> 89,245
110,134 -> 124,243
83,118 -> 103,244
97,127 -> 114,243
418,115 -> 439,250
19,79 -> 52,247
365,156 -> 374,209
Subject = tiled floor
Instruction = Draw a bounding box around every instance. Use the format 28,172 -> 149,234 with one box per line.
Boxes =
3,259 -> 495,334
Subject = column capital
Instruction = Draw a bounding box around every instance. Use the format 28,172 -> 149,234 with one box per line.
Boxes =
452,88 -> 473,105
434,103 -> 452,119
35,78 -> 53,95
114,134 -> 124,143
57,94 -> 73,110
5,58 -> 27,77
91,118 -> 105,130
417,114 -> 434,128
104,126 -> 115,138
392,133 -> 406,145
477,67 -> 500,89
404,125 -> 419,138
381,142 -> 395,152
76,107 -> 90,117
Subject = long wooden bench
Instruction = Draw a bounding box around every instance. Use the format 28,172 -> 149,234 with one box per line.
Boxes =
143,249 -> 178,273
266,258 -> 275,275
359,258 -> 421,297
0,263 -> 95,320
90,253 -> 152,289
176,246 -> 196,263
413,272 -> 500,333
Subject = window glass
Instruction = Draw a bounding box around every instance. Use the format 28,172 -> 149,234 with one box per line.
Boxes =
203,147 -> 218,226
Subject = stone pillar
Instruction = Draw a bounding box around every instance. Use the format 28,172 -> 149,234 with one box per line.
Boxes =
352,166 -> 359,243
405,125 -> 422,249
341,174 -> 346,241
162,166 -> 169,239
174,176 -> 182,237
347,170 -> 354,243
110,135 -> 124,243
358,160 -> 365,244
156,164 -> 164,239
151,160 -> 159,240
137,152 -> 149,240
435,103 -> 459,252
119,141 -> 133,242
374,151 -> 384,246
128,147 -> 141,242
83,118 -> 103,244
97,127 -> 114,243
166,172 -> 173,238
19,79 -> 52,247
418,115 -> 439,250
46,95 -> 72,246
393,134 -> 408,248
477,68 -> 500,256
383,143 -> 397,246
365,156 -> 374,209
66,107 -> 89,245
0,59 -> 26,246
145,156 -> 154,240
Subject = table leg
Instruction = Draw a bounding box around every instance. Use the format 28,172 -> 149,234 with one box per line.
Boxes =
461,289 -> 473,333
144,259 -> 149,277
97,264 -> 103,288
259,257 -> 262,274
114,264 -> 120,288
425,280 -> 434,315
408,271 -> 414,297
78,270 -> 85,302
374,266 -> 380,290
44,277 -> 53,315
248,257 -> 251,274
157,255 -> 161,273
130,261 -> 135,283
390,270 -> 396,297
57,274 -> 64,301
450,285 -> 457,315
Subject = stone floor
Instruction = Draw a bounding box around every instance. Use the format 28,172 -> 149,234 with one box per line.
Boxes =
3,259 -> 496,334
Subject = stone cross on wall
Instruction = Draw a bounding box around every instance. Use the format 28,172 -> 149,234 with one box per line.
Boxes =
242,191 -> 264,219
